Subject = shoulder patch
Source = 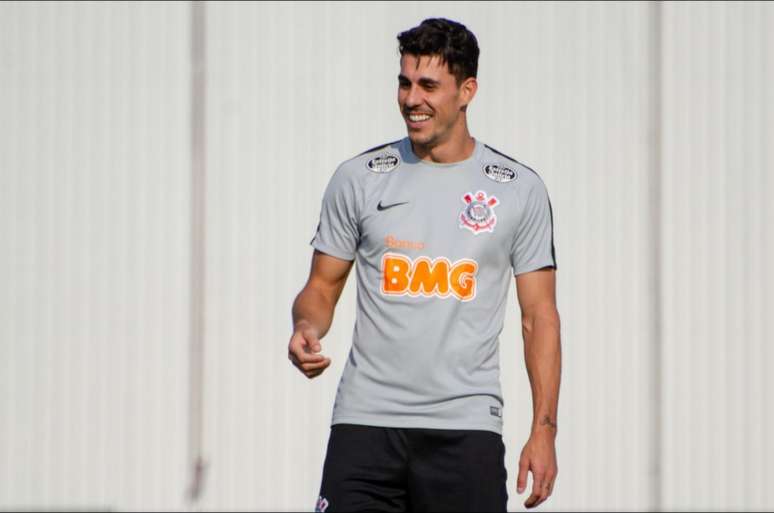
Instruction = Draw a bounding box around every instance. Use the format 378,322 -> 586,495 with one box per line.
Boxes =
484,144 -> 541,180
366,152 -> 400,174
483,163 -> 518,183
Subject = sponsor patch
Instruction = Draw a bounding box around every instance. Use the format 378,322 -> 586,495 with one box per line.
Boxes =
490,406 -> 502,418
315,495 -> 329,512
483,163 -> 517,183
366,153 -> 400,173
459,191 -> 499,235
381,253 -> 478,302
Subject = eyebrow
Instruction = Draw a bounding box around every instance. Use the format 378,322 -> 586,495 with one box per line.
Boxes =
398,74 -> 441,87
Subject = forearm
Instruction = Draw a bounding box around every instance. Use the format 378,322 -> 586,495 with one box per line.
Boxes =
522,308 -> 561,438
292,285 -> 337,337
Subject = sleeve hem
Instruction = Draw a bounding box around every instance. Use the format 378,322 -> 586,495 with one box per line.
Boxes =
311,240 -> 356,262
513,260 -> 557,277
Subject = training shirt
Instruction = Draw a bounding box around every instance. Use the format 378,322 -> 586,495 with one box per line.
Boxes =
310,137 -> 557,435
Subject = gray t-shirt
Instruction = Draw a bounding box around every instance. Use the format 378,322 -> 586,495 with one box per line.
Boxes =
310,137 -> 557,434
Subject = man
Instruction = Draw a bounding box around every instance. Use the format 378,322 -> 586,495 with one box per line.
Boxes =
288,18 -> 561,512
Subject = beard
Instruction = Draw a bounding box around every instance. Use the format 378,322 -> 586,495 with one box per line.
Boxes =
407,119 -> 446,146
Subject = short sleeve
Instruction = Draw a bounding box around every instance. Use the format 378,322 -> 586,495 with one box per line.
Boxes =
510,180 -> 557,276
310,165 -> 361,261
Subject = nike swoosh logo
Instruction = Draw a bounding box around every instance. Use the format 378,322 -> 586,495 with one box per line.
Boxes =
377,201 -> 409,211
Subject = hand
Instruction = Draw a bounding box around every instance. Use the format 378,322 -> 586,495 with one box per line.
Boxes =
516,432 -> 558,509
287,322 -> 331,379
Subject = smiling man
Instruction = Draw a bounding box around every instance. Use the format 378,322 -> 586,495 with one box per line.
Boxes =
288,18 -> 562,512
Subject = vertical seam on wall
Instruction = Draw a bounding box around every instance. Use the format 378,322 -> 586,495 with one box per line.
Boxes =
650,1 -> 664,511
188,0 -> 207,505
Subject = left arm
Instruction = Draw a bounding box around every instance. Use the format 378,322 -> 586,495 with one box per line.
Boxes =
514,267 -> 561,509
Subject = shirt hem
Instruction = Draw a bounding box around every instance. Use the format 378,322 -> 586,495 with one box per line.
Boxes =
331,414 -> 503,435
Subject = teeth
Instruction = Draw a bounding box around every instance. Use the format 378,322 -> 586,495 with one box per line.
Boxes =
409,113 -> 431,122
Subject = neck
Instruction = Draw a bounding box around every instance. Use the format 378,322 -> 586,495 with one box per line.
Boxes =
410,120 -> 476,164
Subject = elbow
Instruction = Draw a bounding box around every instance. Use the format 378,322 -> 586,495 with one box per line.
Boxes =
521,306 -> 561,336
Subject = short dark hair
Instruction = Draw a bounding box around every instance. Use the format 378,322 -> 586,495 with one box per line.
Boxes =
397,18 -> 480,85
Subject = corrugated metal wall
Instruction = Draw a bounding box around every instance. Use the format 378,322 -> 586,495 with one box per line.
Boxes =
0,1 -> 190,510
1,1 -> 772,511
660,2 -> 774,511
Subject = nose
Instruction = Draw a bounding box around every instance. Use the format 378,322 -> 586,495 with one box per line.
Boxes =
404,84 -> 424,110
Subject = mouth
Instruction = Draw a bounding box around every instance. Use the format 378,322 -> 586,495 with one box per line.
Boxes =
405,111 -> 433,129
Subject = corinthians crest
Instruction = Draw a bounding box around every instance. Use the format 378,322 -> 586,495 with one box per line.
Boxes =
459,190 -> 499,234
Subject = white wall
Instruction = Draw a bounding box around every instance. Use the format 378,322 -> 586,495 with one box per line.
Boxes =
660,2 -> 774,510
1,1 -> 772,511
0,2 -> 190,510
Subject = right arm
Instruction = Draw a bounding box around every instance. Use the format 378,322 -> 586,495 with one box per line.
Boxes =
288,250 -> 354,379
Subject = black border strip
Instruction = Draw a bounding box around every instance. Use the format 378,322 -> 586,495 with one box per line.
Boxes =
357,139 -> 403,156
486,144 -> 557,269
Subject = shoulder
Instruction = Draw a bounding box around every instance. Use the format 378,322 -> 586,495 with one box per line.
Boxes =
479,142 -> 545,190
323,138 -> 404,195
336,138 -> 404,177
355,139 -> 404,159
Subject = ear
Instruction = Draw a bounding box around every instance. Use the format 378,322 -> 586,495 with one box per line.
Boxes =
459,76 -> 478,107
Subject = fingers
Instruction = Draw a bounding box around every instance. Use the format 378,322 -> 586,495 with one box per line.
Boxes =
300,357 -> 331,373
301,357 -> 331,379
524,470 -> 557,509
516,458 -> 529,494
288,349 -> 331,379
287,329 -> 331,378
288,330 -> 324,364
304,361 -> 330,379
524,479 -> 542,509
302,328 -> 322,353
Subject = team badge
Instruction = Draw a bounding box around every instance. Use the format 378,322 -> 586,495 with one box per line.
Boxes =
315,495 -> 329,512
366,152 -> 400,173
483,163 -> 517,183
459,191 -> 499,235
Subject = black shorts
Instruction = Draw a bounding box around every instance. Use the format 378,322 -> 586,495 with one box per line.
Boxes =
316,423 -> 508,512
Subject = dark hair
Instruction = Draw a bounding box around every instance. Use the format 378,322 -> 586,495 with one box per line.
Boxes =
397,18 -> 479,85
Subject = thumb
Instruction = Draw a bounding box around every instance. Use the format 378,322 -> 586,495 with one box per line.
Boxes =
303,328 -> 321,353
517,458 -> 529,494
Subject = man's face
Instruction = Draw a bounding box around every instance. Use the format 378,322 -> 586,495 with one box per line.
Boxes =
397,54 -> 476,148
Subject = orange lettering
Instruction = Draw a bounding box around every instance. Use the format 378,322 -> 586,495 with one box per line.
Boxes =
409,257 -> 450,296
381,253 -> 478,301
449,260 -> 478,300
382,254 -> 411,294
